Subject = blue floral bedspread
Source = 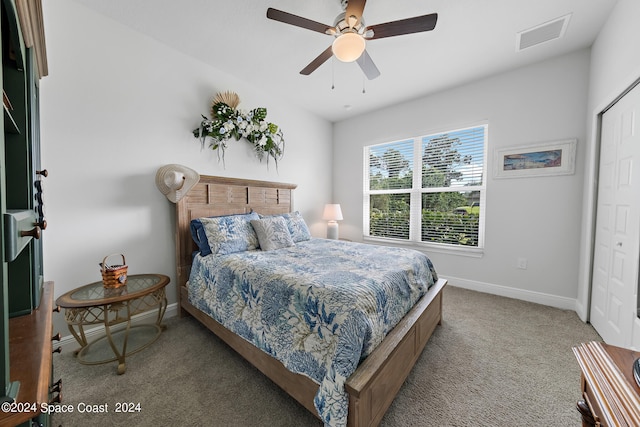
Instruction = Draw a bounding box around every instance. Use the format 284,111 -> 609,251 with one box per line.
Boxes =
188,238 -> 438,427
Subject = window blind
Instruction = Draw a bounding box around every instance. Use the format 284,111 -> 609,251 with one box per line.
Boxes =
364,125 -> 487,249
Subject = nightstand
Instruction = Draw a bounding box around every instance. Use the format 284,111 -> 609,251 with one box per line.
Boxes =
56,274 -> 169,374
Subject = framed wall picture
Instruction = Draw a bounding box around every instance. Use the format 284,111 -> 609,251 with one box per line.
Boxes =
494,139 -> 577,178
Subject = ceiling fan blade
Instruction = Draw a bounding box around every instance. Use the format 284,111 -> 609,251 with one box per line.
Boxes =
366,13 -> 438,40
356,50 -> 380,80
300,46 -> 334,75
345,0 -> 367,24
266,8 -> 332,35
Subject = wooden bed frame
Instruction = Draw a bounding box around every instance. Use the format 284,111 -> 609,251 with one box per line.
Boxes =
175,174 -> 447,427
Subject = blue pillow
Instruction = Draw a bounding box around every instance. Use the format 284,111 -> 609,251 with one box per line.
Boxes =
190,212 -> 260,256
287,211 -> 312,242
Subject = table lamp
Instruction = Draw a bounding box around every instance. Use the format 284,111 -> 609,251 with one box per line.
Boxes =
322,204 -> 343,240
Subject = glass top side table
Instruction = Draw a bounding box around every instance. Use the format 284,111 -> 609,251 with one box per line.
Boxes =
56,273 -> 170,374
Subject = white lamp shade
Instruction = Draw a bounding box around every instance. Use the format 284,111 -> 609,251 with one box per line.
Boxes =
322,204 -> 344,221
332,33 -> 366,62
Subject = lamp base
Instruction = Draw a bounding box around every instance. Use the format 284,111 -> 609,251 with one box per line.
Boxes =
326,221 -> 339,240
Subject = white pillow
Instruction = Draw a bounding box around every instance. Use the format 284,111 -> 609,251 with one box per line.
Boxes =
250,217 -> 295,251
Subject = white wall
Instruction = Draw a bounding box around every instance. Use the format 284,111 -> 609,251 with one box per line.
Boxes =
40,0 -> 333,335
576,0 -> 640,320
333,50 -> 590,309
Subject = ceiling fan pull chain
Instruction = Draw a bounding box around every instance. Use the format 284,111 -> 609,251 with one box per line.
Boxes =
361,54 -> 366,94
332,57 -> 336,90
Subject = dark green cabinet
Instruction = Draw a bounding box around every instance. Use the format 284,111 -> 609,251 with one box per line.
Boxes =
0,0 -> 52,425
3,0 -> 42,317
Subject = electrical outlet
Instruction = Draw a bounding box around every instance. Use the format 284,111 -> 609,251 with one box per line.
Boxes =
517,257 -> 527,269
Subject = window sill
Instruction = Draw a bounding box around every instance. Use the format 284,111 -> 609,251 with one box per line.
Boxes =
362,236 -> 484,258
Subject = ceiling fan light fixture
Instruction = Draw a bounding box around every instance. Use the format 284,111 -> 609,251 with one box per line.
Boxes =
332,32 -> 366,62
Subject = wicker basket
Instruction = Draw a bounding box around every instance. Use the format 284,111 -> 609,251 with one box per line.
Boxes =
100,254 -> 128,288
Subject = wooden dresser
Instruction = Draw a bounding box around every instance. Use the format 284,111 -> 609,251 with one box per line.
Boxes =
1,282 -> 59,427
573,341 -> 640,427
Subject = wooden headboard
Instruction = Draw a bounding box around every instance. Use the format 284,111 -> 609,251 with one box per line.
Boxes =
175,175 -> 297,300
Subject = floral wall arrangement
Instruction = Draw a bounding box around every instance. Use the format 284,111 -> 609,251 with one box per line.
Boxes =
193,91 -> 285,168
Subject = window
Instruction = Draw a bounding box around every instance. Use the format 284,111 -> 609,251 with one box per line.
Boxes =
364,124 -> 487,251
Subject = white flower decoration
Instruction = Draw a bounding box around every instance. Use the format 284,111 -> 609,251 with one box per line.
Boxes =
193,91 -> 285,169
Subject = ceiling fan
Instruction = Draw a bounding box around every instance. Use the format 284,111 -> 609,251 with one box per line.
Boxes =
266,0 -> 438,80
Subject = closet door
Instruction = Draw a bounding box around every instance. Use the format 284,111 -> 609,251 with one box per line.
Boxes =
590,83 -> 640,348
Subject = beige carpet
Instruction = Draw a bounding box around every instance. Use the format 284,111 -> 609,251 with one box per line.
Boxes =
52,285 -> 601,426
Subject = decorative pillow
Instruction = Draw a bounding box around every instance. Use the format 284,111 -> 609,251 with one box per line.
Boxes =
190,212 -> 260,256
259,211 -> 311,243
250,217 -> 295,251
287,211 -> 312,242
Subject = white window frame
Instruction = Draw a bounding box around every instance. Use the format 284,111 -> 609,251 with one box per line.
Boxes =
363,124 -> 487,257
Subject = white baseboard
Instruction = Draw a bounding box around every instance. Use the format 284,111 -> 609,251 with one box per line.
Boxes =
59,302 -> 179,350
442,275 -> 577,311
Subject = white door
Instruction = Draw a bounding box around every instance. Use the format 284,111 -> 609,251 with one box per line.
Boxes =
590,83 -> 640,348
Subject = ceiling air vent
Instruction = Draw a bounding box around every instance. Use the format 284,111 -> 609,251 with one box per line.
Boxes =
516,14 -> 572,51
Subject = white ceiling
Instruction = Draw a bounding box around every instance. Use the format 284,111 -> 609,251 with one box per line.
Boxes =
74,0 -> 618,122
